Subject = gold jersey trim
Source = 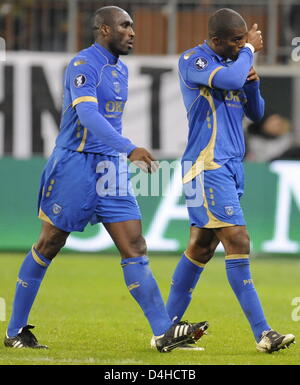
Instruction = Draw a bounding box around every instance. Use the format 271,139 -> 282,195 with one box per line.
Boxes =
72,96 -> 98,107
201,176 -> 235,228
202,192 -> 236,228
208,66 -> 223,88
76,127 -> 88,152
183,87 -> 221,184
182,86 -> 237,229
38,207 -> 54,226
186,162 -> 235,229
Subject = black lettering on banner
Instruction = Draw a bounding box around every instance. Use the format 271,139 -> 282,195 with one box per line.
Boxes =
0,65 -> 13,154
140,67 -> 173,150
31,66 -> 61,154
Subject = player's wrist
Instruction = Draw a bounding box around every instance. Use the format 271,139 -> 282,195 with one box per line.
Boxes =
126,144 -> 137,157
244,79 -> 260,89
244,43 -> 255,54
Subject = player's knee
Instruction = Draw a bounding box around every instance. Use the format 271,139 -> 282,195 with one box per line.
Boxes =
132,235 -> 147,257
123,235 -> 147,258
35,236 -> 67,260
226,230 -> 250,254
187,243 -> 215,264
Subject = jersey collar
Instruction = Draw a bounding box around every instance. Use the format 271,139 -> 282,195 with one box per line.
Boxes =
93,42 -> 119,65
199,41 -> 224,62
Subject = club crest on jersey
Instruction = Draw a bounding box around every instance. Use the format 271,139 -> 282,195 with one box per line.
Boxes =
113,81 -> 121,94
195,57 -> 208,70
224,206 -> 234,216
52,203 -> 62,215
74,74 -> 86,88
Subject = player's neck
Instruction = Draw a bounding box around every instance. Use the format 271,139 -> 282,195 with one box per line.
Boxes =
95,39 -> 119,59
206,40 -> 222,57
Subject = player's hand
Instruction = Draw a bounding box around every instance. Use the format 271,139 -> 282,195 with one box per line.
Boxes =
247,23 -> 263,53
128,147 -> 159,173
247,66 -> 260,82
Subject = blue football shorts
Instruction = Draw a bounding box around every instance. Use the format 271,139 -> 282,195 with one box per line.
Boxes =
183,158 -> 246,228
37,147 -> 141,232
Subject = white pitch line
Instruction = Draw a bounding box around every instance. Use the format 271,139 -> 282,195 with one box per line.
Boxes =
0,356 -> 145,365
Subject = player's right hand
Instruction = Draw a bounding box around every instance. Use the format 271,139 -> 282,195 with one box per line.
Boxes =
247,23 -> 263,53
128,147 -> 159,173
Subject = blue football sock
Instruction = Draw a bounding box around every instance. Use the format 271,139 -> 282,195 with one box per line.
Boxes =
166,253 -> 204,324
225,255 -> 271,342
7,247 -> 51,337
121,255 -> 172,336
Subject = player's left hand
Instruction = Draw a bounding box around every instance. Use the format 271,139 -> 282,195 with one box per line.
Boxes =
246,66 -> 260,82
128,147 -> 159,173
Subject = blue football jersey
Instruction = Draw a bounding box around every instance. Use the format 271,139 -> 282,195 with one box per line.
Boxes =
56,43 -> 129,155
179,42 -> 254,183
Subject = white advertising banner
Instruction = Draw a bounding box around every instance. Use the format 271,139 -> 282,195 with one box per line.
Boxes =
0,51 -> 188,159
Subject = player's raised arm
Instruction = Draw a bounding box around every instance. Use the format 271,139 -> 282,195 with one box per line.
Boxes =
247,23 -> 263,53
185,48 -> 253,90
211,23 -> 263,90
183,18 -> 263,91
243,66 -> 265,122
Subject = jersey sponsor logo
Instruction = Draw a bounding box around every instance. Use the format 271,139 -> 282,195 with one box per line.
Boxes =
223,90 -> 243,103
195,57 -> 208,70
224,206 -> 234,216
105,100 -> 125,113
74,74 -> 86,88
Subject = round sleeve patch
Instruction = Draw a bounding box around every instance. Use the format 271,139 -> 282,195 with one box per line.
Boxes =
74,74 -> 86,88
195,57 -> 208,70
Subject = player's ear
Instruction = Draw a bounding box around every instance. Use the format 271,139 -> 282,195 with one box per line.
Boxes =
211,36 -> 222,46
100,24 -> 111,37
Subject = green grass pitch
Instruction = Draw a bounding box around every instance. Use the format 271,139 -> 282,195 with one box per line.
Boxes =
0,253 -> 299,365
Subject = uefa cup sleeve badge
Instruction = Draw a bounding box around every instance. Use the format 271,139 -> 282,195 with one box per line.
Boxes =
195,57 -> 208,70
74,74 -> 86,88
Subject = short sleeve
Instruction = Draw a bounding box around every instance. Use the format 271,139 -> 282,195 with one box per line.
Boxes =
180,52 -> 224,88
67,56 -> 99,108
